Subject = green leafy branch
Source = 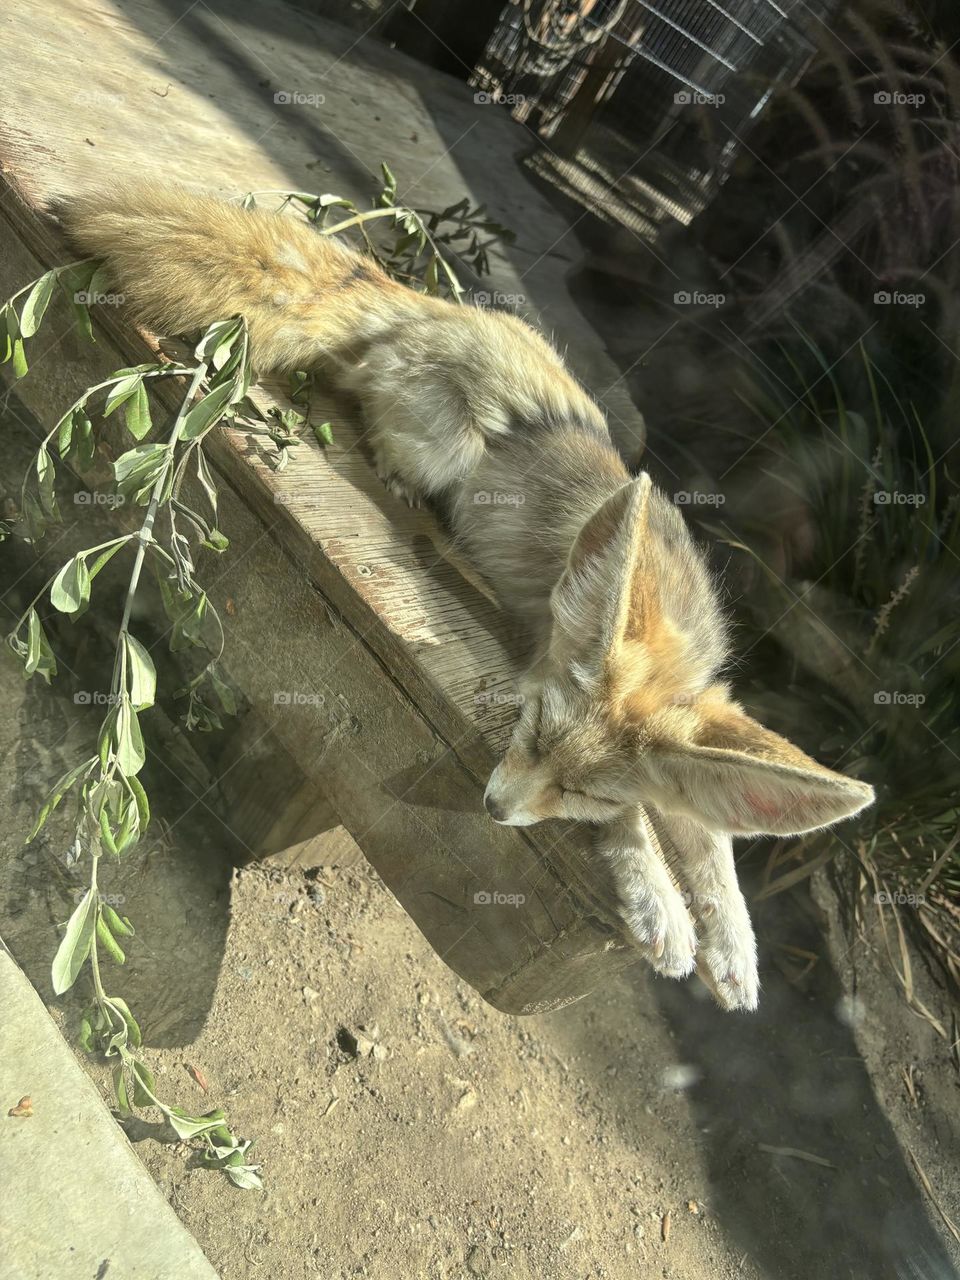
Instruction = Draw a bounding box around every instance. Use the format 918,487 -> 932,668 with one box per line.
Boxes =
1,259 -> 105,377
3,298 -> 260,1188
241,161 -> 515,301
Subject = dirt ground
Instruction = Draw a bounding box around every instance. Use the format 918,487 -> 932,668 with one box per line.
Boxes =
1,391 -> 958,1280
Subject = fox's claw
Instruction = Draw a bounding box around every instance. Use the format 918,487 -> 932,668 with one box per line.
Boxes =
623,886 -> 698,979
692,893 -> 759,1011
375,457 -> 423,509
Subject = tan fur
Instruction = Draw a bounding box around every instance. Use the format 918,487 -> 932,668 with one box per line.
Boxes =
60,183 -> 875,1010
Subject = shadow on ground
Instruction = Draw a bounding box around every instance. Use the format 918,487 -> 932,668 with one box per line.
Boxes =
548,864 -> 957,1280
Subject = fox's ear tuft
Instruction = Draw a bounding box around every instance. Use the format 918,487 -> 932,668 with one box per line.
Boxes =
642,698 -> 875,835
550,474 -> 657,663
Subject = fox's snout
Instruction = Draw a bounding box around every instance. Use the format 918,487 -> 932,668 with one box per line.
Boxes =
483,760 -> 550,827
482,791 -> 510,823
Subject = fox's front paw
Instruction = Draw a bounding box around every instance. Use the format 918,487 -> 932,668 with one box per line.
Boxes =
622,883 -> 697,979
692,892 -> 758,1011
383,474 -> 423,509
599,816 -> 697,980
374,455 -> 424,509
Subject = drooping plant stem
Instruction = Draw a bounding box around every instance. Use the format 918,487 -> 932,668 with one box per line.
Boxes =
118,363 -> 206,638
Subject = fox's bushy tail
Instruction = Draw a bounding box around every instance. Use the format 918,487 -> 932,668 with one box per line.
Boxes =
58,183 -> 415,371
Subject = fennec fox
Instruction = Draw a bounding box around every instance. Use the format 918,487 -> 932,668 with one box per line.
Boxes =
61,185 -> 874,1010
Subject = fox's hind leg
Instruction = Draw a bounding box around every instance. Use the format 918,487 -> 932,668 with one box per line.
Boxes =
651,809 -> 759,1011
596,810 -> 697,979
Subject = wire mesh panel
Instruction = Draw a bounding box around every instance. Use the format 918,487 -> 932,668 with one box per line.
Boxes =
471,0 -> 829,230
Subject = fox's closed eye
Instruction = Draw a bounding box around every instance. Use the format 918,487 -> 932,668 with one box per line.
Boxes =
564,788 -> 619,807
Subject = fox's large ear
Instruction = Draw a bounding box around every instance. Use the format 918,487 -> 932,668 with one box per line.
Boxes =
641,697 -> 875,835
550,474 -> 657,666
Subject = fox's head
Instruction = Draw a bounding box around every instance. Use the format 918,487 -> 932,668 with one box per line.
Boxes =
484,474 -> 874,835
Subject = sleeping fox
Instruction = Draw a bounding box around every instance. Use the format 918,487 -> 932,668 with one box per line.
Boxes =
60,185 -> 875,1011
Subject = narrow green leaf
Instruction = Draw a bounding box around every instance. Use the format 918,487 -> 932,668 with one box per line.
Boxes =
12,337 -> 27,378
203,529 -> 229,552
114,791 -> 139,855
78,1012 -> 95,1053
52,889 -> 97,994
88,539 -> 128,581
166,1110 -> 223,1140
179,591 -> 208,647
288,370 -> 309,404
98,708 -> 116,772
132,1060 -> 156,1107
209,667 -> 237,716
57,408 -> 77,456
106,996 -> 143,1049
70,297 -> 95,344
196,449 -> 219,519
87,263 -> 113,299
179,381 -> 237,441
36,448 -> 59,519
104,374 -> 143,417
279,408 -> 305,431
195,317 -> 241,364
113,443 -> 168,498
19,493 -> 47,544
26,756 -> 94,842
25,610 -> 41,673
124,380 -> 152,440
0,304 -> 15,363
113,1064 -> 131,1113
22,609 -> 57,682
19,270 -> 58,338
111,363 -> 164,377
57,260 -> 98,296
50,554 -> 92,615
114,695 -> 146,776
104,1021 -> 130,1057
123,633 -> 156,711
226,1165 -> 264,1190
313,421 -> 334,447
